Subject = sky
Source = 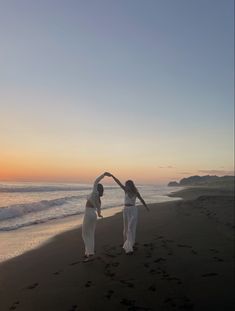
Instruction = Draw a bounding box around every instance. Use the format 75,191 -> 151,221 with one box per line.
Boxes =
0,0 -> 234,184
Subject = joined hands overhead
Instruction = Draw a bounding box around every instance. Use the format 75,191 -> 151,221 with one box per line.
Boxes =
104,172 -> 112,177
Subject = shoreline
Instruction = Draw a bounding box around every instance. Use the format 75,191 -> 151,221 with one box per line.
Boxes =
0,186 -> 234,310
0,205 -> 124,263
0,189 -> 181,263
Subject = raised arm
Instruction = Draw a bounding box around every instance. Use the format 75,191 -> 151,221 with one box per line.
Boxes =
137,192 -> 150,211
110,174 -> 125,191
92,172 -> 109,192
89,172 -> 109,217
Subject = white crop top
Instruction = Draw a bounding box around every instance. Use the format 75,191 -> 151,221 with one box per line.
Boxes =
124,192 -> 137,206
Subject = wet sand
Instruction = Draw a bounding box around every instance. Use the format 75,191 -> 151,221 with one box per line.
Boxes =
0,187 -> 234,310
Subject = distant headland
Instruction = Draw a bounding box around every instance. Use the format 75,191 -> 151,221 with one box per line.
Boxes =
168,175 -> 235,187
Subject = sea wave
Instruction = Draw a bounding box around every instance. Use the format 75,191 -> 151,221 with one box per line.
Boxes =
0,212 -> 81,231
0,203 -> 121,231
0,195 -> 87,221
0,186 -> 91,193
0,184 -> 118,193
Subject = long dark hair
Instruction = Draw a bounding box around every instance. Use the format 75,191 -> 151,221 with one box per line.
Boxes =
125,180 -> 138,195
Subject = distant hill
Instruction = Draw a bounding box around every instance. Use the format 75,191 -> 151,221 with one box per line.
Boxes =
168,175 -> 235,187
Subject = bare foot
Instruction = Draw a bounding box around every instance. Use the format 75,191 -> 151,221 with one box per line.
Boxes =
83,255 -> 94,262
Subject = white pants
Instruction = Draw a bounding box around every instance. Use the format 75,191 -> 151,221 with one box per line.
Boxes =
82,207 -> 97,256
123,205 -> 138,253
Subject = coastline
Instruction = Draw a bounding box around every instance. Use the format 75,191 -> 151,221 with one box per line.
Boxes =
0,187 -> 181,263
0,186 -> 234,310
0,206 -> 126,263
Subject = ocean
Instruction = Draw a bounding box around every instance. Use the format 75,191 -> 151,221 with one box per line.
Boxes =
0,182 -> 181,262
0,182 -> 181,232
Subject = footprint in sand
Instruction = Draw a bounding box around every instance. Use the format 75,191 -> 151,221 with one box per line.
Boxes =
213,256 -> 224,262
104,266 -> 116,278
84,281 -> 93,287
154,257 -> 166,263
105,253 -> 116,258
143,242 -> 154,250
148,284 -> 156,292
209,248 -> 219,254
120,279 -> 135,288
202,273 -> 218,277
134,242 -> 140,248
164,296 -> 194,309
177,244 -> 192,248
104,246 -> 123,258
165,276 -> 182,284
160,272 -> 170,279
106,271 -> 116,278
120,298 -> 150,310
53,270 -> 63,275
27,283 -> 38,290
105,251 -> 122,258
164,297 -> 176,307
120,298 -> 150,311
68,304 -> 78,311
69,260 -> 81,266
9,301 -> 19,310
149,269 -> 156,275
111,262 -> 120,267
105,289 -> 114,299
120,298 -> 135,307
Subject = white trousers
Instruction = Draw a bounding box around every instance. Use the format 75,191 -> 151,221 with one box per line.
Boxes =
82,207 -> 97,256
123,205 -> 138,253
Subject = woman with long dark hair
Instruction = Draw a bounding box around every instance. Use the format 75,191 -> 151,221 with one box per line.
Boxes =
109,174 -> 149,254
82,172 -> 110,261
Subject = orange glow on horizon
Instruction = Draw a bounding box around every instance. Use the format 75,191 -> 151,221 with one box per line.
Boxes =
1,155 -> 178,184
1,154 -> 233,184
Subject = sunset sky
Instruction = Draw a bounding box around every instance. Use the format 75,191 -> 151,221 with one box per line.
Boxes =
0,0 -> 234,184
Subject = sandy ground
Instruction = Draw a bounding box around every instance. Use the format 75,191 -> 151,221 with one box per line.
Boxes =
0,187 -> 234,311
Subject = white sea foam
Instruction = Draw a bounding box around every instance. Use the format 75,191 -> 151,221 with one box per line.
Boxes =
0,182 -> 182,262
0,183 -> 90,193
0,182 -> 181,232
0,195 -> 86,220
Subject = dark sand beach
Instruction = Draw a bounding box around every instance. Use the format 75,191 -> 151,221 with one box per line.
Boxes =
0,187 -> 234,311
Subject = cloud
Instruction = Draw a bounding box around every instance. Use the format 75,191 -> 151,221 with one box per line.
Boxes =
158,166 -> 175,169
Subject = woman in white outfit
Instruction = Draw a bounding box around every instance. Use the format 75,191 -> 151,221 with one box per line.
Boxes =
110,174 -> 149,254
82,172 -> 109,261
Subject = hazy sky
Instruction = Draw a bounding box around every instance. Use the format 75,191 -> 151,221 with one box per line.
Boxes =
0,0 -> 234,183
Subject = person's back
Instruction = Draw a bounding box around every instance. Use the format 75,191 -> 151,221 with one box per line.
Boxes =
82,172 -> 110,260
124,191 -> 137,206
109,173 -> 149,254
